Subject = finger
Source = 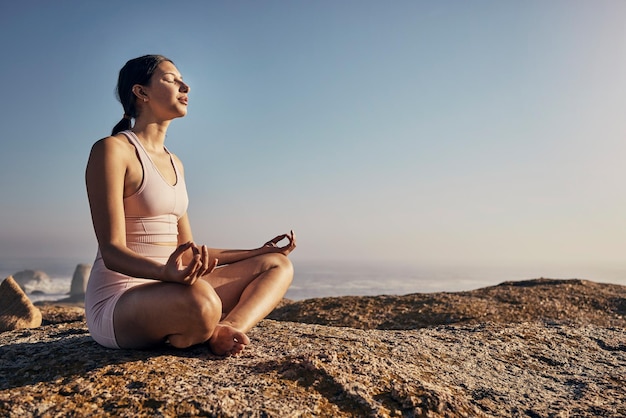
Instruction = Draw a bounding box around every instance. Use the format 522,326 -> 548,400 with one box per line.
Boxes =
208,257 -> 218,274
163,242 -> 191,281
263,237 -> 278,247
185,256 -> 201,281
180,263 -> 198,285
167,242 -> 192,266
171,261 -> 197,285
275,230 -> 296,255
189,243 -> 205,270
279,231 -> 295,249
176,241 -> 194,255
195,245 -> 211,278
202,245 -> 210,273
270,234 -> 287,245
191,243 -> 201,258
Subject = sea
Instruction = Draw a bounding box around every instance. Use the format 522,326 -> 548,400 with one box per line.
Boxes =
2,256 -> 626,303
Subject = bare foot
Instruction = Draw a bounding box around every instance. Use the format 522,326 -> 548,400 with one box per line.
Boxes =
208,324 -> 250,356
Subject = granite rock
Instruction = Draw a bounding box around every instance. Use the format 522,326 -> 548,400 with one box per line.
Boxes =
269,278 -> 626,329
0,278 -> 624,417
0,276 -> 42,332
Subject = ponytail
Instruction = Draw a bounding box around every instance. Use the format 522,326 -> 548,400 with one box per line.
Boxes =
111,115 -> 132,135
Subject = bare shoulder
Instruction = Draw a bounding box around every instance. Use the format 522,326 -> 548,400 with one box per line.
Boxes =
89,134 -> 135,160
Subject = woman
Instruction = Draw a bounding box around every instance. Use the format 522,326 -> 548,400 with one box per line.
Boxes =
85,55 -> 296,356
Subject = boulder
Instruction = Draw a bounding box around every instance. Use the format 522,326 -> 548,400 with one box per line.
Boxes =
12,269 -> 51,294
0,276 -> 42,332
69,264 -> 91,299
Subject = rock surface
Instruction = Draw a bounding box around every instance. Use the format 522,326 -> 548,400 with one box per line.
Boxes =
0,278 -> 624,417
268,278 -> 626,329
0,276 -> 42,332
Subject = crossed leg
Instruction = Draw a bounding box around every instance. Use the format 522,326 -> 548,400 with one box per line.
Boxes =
113,278 -> 224,349
202,253 -> 294,355
111,253 -> 293,355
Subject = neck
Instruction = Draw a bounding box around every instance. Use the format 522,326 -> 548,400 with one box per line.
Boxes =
130,118 -> 171,151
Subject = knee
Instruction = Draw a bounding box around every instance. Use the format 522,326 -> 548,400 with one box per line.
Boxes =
172,282 -> 222,348
264,253 -> 294,284
190,281 -> 222,329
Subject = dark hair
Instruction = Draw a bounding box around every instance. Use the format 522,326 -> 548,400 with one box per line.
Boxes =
111,54 -> 173,135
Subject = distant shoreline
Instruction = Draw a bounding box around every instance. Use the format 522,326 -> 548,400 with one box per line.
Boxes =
5,257 -> 626,301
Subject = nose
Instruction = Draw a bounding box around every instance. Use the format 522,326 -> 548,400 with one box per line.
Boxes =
180,81 -> 190,93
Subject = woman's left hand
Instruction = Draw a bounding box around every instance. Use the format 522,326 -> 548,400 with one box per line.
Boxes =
263,230 -> 297,256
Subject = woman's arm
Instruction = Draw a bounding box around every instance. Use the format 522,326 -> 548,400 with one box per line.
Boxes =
210,231 -> 297,265
86,137 -> 208,284
178,213 -> 296,266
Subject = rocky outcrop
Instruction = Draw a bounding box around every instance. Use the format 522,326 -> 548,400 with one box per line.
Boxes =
0,278 -> 625,417
11,270 -> 51,294
67,264 -> 91,302
0,276 -> 42,332
268,278 -> 626,329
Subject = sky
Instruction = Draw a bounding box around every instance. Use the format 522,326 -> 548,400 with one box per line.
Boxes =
1,0 -> 625,276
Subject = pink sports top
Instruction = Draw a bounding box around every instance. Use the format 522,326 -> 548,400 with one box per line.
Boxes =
85,130 -> 189,348
120,130 -> 188,253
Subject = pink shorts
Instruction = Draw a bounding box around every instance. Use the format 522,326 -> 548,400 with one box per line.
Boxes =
85,245 -> 172,349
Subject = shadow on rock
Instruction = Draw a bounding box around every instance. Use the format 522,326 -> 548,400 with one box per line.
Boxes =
0,323 -> 220,391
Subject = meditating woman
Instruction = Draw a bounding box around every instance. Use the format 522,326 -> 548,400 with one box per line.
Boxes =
84,54 -> 296,356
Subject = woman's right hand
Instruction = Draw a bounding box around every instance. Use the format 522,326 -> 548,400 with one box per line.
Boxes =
160,242 -> 217,285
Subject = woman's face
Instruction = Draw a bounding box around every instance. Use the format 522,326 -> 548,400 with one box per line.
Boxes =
140,61 -> 190,120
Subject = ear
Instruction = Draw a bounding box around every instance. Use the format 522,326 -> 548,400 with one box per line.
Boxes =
132,84 -> 148,101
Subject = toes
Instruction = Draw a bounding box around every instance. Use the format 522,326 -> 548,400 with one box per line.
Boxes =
208,325 -> 250,356
230,343 -> 246,356
234,331 -> 250,345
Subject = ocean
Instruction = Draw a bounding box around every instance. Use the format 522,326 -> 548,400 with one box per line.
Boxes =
2,256 -> 626,303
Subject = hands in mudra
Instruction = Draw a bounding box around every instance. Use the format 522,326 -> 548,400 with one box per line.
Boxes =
162,230 -> 296,285
161,242 -> 216,285
263,230 -> 297,256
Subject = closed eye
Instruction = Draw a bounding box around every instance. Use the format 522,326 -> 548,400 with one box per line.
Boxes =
163,72 -> 183,83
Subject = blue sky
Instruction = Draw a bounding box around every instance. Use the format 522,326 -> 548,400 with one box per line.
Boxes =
1,0 -> 625,273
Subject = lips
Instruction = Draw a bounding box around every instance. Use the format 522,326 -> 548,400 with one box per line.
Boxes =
178,96 -> 188,105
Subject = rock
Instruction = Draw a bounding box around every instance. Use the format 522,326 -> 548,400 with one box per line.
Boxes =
0,276 -> 42,332
68,264 -> 91,300
0,278 -> 624,417
0,320 -> 624,417
11,269 -> 51,294
36,302 -> 85,325
269,278 -> 626,329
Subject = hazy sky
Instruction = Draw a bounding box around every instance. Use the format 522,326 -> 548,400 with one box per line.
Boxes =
1,0 -> 625,271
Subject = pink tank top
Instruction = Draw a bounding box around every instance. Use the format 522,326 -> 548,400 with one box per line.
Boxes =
121,130 -> 189,253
